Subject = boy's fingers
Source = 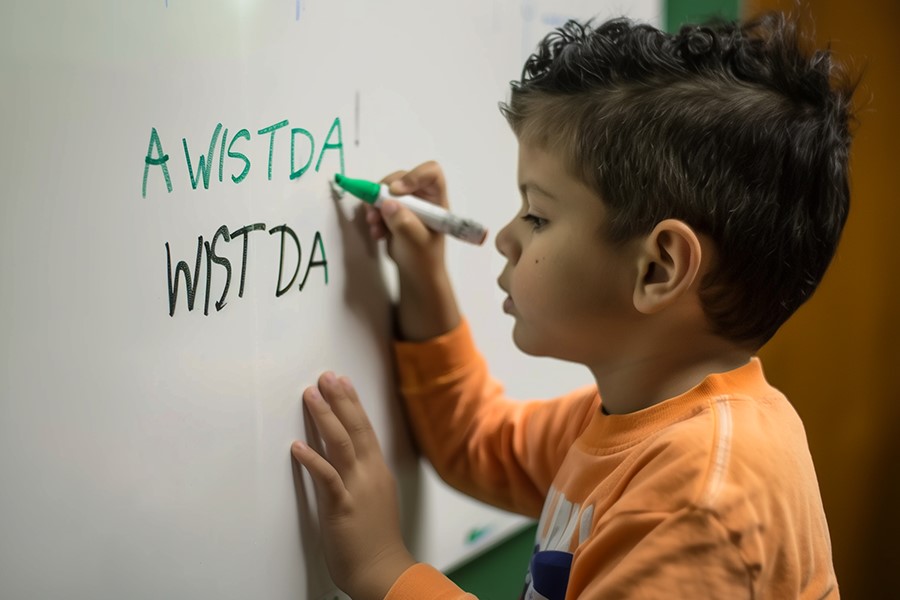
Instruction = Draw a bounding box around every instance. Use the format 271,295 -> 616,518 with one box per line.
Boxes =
317,373 -> 382,459
390,161 -> 447,207
379,199 -> 433,246
302,397 -> 324,456
365,206 -> 388,240
291,441 -> 348,506
303,385 -> 356,471
365,205 -> 382,225
376,170 -> 436,243
331,376 -> 383,459
369,222 -> 388,240
379,170 -> 408,187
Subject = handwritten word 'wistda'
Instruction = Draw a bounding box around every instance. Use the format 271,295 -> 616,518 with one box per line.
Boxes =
142,116 -> 344,195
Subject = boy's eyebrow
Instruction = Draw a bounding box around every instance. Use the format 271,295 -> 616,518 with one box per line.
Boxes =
519,182 -> 558,200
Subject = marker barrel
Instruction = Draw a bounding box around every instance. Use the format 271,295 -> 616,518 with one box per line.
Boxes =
377,185 -> 488,245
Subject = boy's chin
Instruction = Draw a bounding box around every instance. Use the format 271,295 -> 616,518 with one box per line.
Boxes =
511,325 -> 553,358
511,323 -> 587,364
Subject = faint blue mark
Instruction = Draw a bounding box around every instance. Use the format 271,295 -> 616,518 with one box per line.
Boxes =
521,0 -> 534,21
354,91 -> 360,147
296,0 -> 301,20
542,14 -> 572,27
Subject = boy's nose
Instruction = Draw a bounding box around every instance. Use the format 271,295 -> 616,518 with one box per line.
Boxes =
495,219 -> 517,260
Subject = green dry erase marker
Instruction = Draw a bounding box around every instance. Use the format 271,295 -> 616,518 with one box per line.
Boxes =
334,174 -> 488,245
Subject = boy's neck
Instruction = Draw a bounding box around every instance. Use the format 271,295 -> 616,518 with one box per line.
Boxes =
591,334 -> 753,415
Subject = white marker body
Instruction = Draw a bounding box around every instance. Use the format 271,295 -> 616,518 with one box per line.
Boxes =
376,184 -> 488,245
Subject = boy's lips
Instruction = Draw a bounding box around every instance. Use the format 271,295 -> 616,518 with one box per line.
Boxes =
497,279 -> 514,313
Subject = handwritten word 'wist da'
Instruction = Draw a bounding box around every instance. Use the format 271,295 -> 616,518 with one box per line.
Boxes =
166,222 -> 328,317
142,117 -> 344,197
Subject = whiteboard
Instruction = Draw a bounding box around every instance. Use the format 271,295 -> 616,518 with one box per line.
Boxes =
0,1 -> 660,599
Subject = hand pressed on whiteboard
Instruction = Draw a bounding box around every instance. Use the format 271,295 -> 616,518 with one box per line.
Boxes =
292,372 -> 415,600
366,161 -> 462,342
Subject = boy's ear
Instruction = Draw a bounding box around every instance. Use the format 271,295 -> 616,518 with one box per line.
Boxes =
632,219 -> 703,315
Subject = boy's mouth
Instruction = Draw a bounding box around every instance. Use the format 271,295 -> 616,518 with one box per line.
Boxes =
497,279 -> 514,314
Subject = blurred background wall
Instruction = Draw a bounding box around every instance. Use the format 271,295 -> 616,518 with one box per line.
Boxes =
747,0 -> 900,597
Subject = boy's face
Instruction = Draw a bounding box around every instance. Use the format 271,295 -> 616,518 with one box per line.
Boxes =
495,141 -> 641,365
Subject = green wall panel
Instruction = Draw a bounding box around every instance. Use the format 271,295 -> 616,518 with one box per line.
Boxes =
666,0 -> 741,32
446,523 -> 537,599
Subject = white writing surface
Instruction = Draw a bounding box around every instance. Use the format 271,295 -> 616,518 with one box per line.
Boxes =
0,2 -> 659,598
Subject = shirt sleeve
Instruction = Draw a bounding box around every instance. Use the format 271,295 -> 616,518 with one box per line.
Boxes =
393,319 -> 598,517
385,564 -> 477,600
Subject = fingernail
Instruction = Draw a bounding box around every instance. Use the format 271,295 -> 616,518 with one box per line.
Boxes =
338,376 -> 354,392
291,441 -> 306,455
381,199 -> 399,217
322,371 -> 338,385
305,387 -> 323,404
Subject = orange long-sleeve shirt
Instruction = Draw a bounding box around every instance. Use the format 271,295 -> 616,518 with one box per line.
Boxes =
385,321 -> 838,600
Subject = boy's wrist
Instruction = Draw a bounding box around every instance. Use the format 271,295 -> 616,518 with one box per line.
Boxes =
395,270 -> 460,342
347,549 -> 416,600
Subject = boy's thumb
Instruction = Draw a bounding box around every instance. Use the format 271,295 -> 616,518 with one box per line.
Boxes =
379,199 -> 429,243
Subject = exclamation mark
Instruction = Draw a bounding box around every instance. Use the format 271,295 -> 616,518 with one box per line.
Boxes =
354,91 -> 360,147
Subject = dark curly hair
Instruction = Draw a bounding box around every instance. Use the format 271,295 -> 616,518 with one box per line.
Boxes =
500,12 -> 858,346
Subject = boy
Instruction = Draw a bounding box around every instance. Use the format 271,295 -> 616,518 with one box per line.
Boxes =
291,11 -> 855,600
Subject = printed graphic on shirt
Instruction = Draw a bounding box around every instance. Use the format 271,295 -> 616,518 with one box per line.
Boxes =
521,486 -> 594,600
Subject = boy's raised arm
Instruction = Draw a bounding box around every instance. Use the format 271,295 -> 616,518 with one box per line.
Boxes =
365,161 -> 462,341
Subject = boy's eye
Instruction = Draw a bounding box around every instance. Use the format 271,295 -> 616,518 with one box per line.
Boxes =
521,214 -> 549,230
